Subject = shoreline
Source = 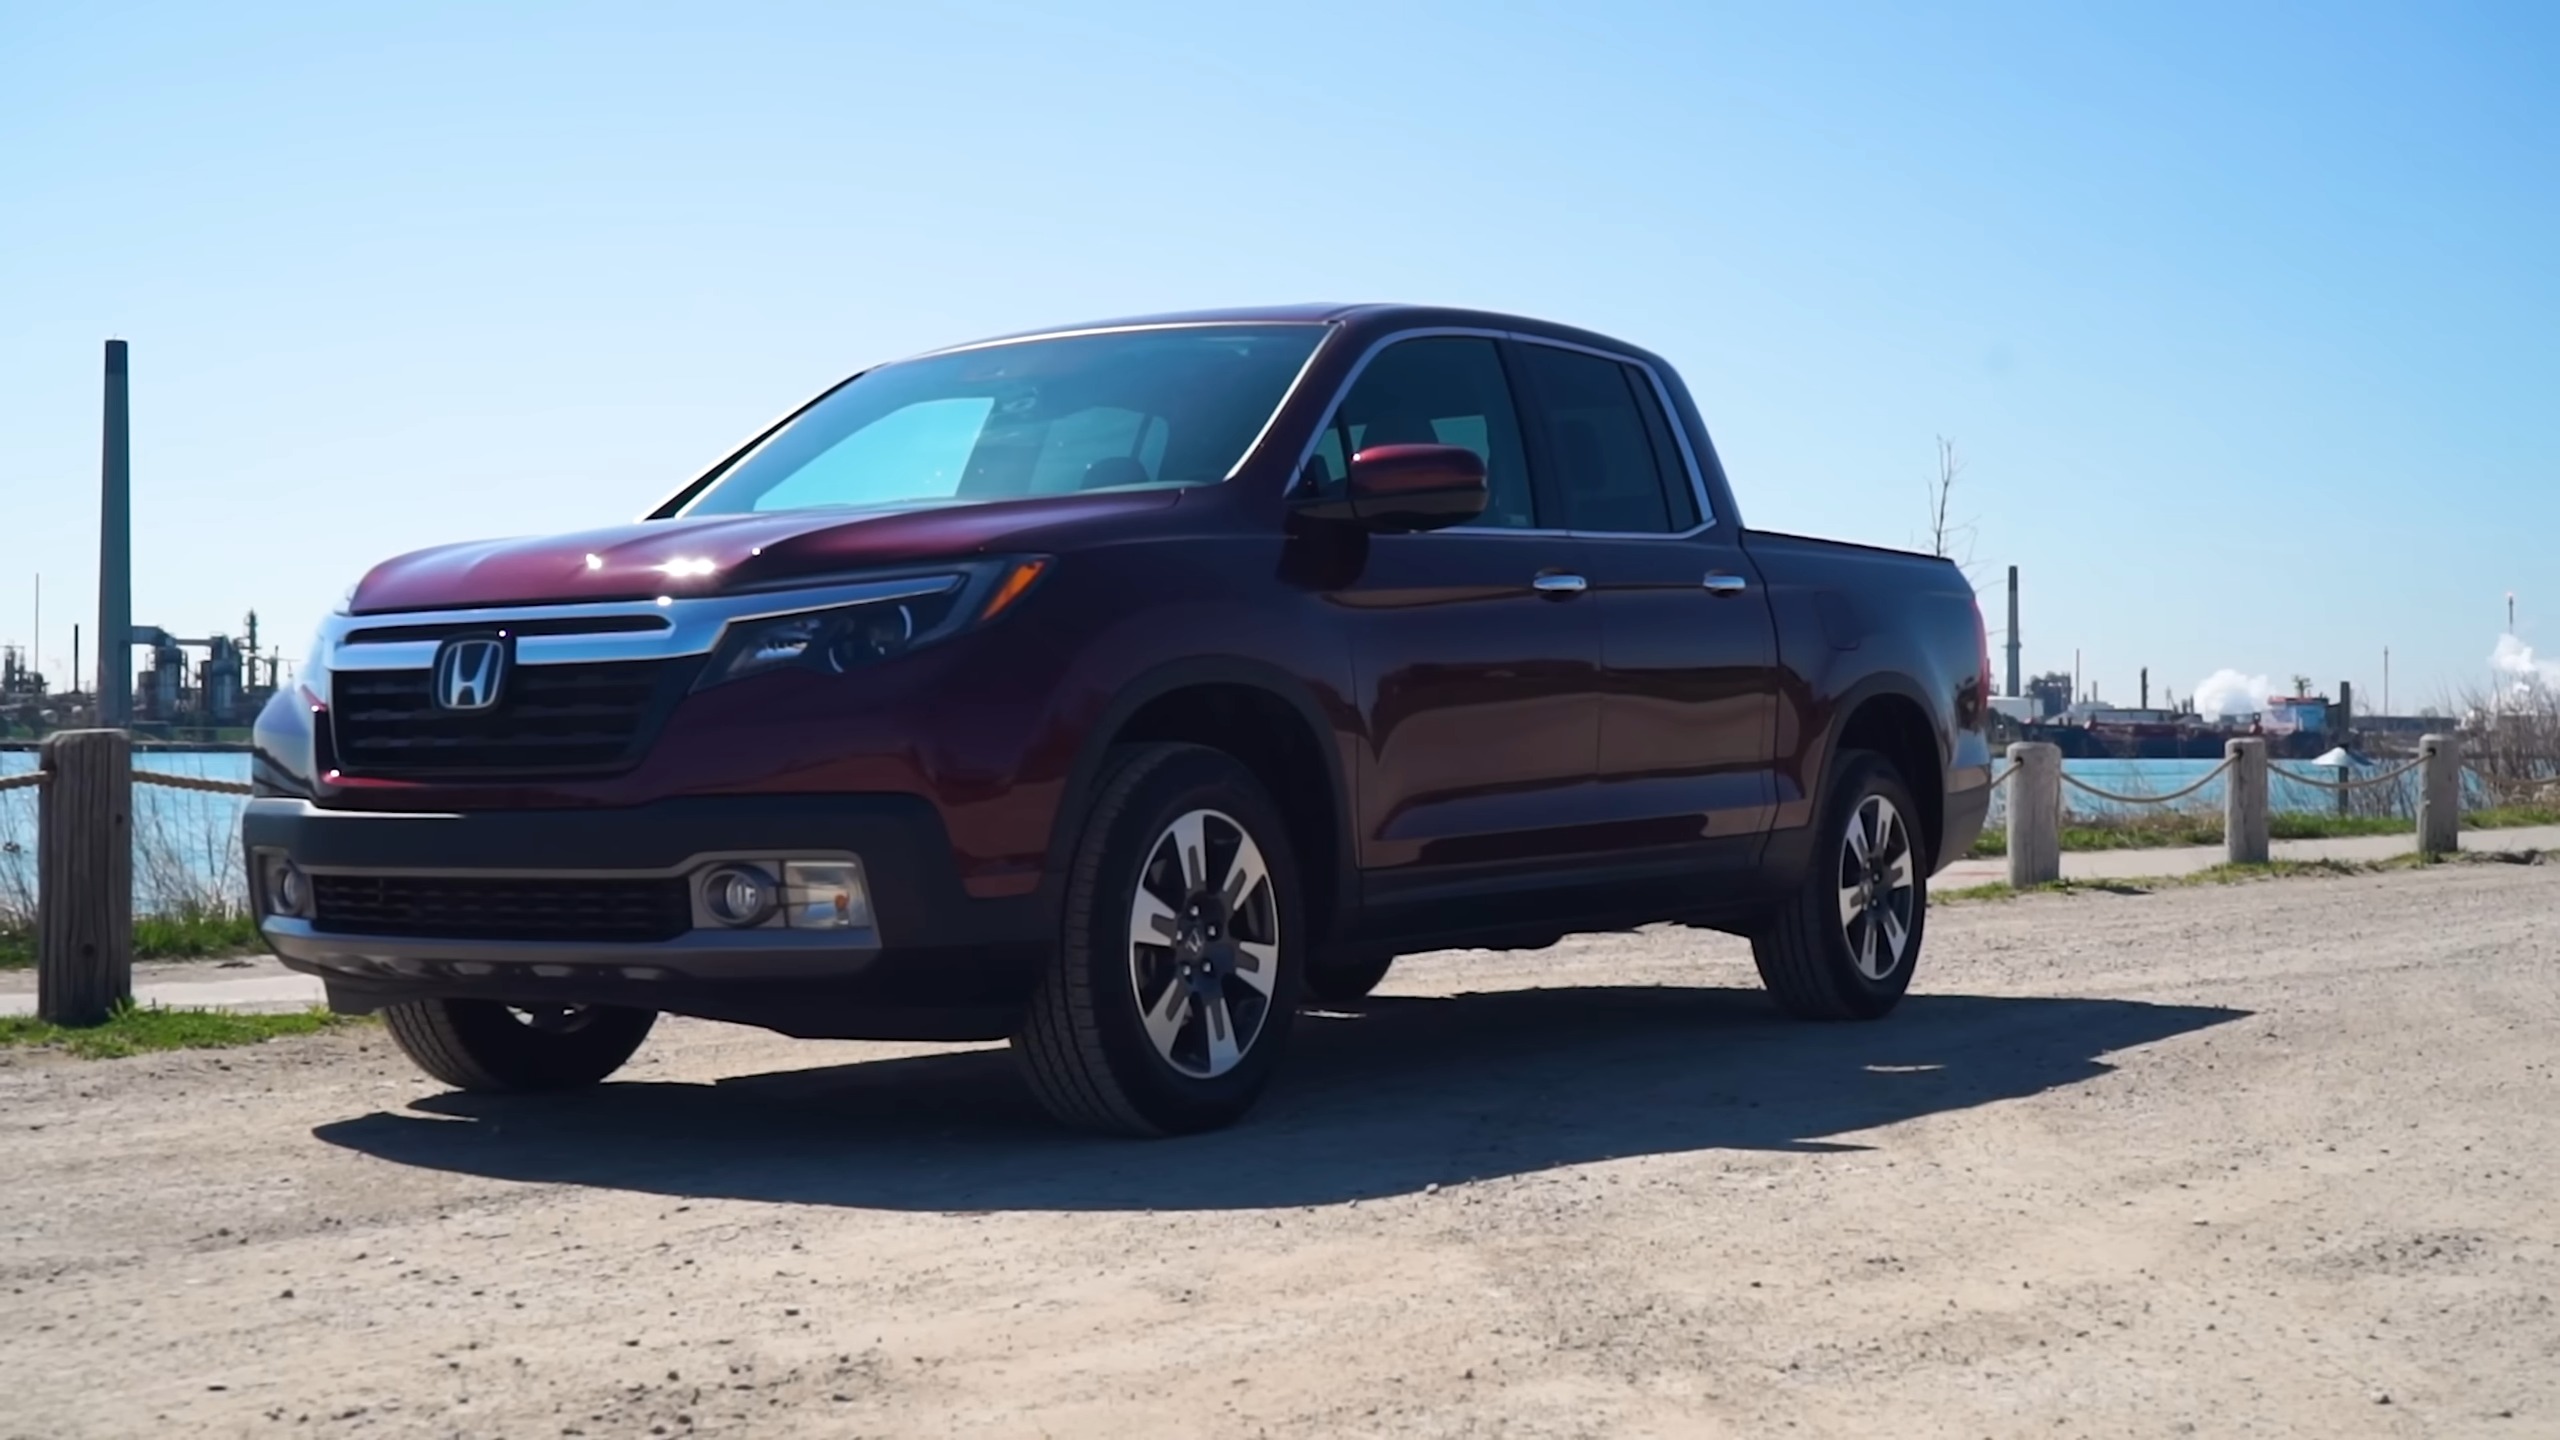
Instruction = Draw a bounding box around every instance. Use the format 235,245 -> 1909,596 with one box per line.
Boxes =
0,740 -> 252,753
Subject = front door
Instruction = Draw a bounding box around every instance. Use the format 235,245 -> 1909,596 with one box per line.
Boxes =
1303,335 -> 1604,878
1508,340 -> 1778,871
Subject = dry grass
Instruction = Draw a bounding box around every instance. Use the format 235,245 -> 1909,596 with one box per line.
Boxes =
0,772 -> 255,968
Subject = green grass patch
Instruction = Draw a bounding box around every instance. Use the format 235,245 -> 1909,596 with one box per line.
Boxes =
1969,807 -> 2560,860
2179,857 -> 2396,885
0,908 -> 263,971
2467,805 -> 2560,830
1938,853 -> 2483,905
131,909 -> 263,960
0,1002 -> 362,1059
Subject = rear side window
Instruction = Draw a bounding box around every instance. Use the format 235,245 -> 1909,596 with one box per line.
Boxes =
1307,337 -> 1537,529
1516,345 -> 1700,534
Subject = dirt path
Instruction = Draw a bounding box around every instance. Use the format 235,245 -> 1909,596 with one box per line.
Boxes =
4,862 -> 2556,1438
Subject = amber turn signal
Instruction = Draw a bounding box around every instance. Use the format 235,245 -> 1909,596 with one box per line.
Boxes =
979,558 -> 1050,621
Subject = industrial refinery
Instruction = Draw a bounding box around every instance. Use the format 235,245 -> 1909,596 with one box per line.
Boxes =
0,611 -> 282,742
2,342 -> 285,745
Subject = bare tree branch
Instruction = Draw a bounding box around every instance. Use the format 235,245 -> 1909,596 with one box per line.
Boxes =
1925,436 -> 1979,575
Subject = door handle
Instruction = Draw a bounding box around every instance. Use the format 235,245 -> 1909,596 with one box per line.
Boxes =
1532,572 -> 1588,597
1703,572 -> 1749,597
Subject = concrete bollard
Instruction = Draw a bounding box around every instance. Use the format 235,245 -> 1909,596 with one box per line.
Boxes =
36,728 -> 134,1026
2005,742 -> 2063,888
2224,738 -> 2269,865
2418,733 -> 2461,858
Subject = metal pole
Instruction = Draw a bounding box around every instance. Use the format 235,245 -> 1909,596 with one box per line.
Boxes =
2005,565 -> 2021,698
98,340 -> 132,727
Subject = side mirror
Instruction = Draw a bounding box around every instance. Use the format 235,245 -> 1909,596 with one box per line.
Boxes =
1297,444 -> 1489,532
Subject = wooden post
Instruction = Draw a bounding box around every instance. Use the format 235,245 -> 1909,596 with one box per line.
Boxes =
2418,732 -> 2461,858
2225,737 -> 2269,865
2006,741 -> 2063,888
36,729 -> 132,1026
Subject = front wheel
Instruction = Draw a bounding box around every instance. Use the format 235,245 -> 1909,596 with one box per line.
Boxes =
1751,750 -> 1927,1020
381,999 -> 657,1092
1012,743 -> 1303,1136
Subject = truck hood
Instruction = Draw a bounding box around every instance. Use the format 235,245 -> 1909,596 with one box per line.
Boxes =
346,491 -> 1180,614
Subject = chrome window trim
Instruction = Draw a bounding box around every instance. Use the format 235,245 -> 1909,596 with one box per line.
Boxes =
1289,326 -> 1724,541
663,321 -> 1339,519
316,574 -> 964,674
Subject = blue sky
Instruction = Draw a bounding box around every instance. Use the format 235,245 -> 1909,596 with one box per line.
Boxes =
3,0 -> 2553,712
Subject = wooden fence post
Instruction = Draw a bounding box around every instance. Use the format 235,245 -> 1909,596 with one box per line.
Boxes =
37,729 -> 132,1026
2418,732 -> 2461,858
2006,741 -> 2063,888
2224,737 -> 2269,865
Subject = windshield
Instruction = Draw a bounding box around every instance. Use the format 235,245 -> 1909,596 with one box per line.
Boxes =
679,324 -> 1327,516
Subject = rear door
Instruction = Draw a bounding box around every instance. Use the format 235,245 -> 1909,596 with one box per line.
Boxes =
1508,339 -> 1779,870
1303,334 -> 1605,879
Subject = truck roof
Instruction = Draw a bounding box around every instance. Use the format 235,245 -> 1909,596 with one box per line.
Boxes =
925,303 -> 1677,373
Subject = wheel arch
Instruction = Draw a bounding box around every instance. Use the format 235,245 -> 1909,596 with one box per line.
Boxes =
1049,659 -> 1354,945
1825,682 -> 1947,870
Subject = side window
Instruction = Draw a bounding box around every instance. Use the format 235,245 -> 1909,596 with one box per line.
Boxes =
1517,345 -> 1694,534
1625,368 -> 1703,530
1306,337 -> 1536,529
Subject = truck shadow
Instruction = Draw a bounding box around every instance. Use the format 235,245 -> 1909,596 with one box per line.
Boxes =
312,986 -> 2244,1212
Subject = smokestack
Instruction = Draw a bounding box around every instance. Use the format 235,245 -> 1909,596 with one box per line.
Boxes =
98,340 -> 132,727
2141,667 -> 2149,710
2005,565 -> 2021,698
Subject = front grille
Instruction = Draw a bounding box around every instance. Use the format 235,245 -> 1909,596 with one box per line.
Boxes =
330,660 -> 678,775
311,873 -> 695,943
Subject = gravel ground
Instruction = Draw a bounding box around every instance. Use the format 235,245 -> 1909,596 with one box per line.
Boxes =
3,861 -> 2556,1439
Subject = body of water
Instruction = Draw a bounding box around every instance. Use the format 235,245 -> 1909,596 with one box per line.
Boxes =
1982,756 -> 2425,825
1,750 -> 253,915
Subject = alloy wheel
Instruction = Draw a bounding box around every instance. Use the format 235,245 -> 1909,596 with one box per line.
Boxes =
1837,793 -> 1918,981
1126,808 -> 1282,1079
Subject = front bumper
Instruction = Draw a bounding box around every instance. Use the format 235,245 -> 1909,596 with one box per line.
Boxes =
243,795 -> 1049,1040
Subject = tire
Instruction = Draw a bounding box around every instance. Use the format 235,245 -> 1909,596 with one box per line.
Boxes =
382,999 -> 658,1092
1303,951 -> 1395,1006
1012,743 -> 1304,1136
1751,749 -> 1928,1021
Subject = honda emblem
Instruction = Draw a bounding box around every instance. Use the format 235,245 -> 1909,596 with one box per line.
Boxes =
433,637 -> 508,712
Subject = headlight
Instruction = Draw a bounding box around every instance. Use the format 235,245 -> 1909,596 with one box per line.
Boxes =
694,559 -> 1048,690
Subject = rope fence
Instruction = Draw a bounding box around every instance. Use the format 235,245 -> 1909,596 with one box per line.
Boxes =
2057,757 -> 2236,807
133,770 -> 255,797
7,732 -> 273,1024
1993,734 -> 2469,892
2267,756 -> 2427,793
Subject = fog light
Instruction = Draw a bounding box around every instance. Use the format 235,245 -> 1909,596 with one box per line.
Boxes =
782,860 -> 872,930
702,864 -> 780,927
264,857 -> 310,918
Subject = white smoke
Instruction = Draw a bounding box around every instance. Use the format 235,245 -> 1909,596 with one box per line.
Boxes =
2192,669 -> 2272,721
2491,633 -> 2558,694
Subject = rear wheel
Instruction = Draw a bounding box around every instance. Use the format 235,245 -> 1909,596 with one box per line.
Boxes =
1751,750 -> 1927,1020
381,999 -> 657,1092
1013,744 -> 1303,1136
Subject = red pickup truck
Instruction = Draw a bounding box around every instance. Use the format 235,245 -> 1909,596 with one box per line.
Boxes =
247,304 -> 1995,1135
